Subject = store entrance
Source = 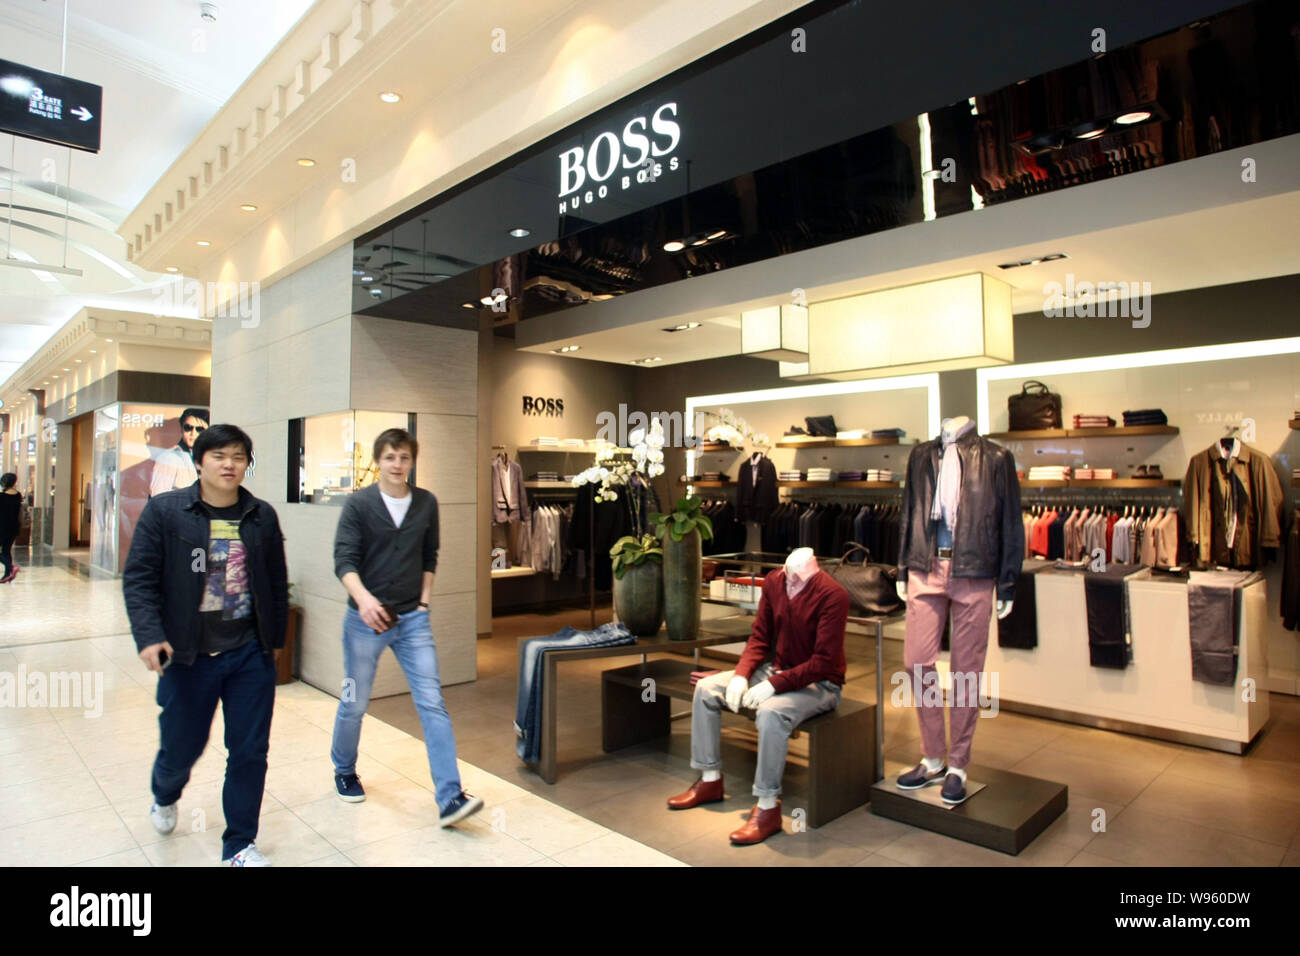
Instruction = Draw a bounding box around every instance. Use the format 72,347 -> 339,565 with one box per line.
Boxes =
69,413 -> 93,547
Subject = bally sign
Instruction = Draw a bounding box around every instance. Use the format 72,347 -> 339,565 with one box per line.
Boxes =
557,102 -> 681,214
0,57 -> 102,153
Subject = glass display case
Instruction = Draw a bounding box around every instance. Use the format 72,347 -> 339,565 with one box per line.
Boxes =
292,410 -> 413,504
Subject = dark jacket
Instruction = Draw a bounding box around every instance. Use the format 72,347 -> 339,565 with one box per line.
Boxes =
737,455 -> 778,524
897,431 -> 1024,602
122,481 -> 289,666
333,483 -> 439,613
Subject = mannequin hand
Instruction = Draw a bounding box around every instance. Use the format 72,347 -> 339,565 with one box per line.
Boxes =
896,581 -> 908,602
741,680 -> 775,710
725,674 -> 748,713
996,599 -> 1014,620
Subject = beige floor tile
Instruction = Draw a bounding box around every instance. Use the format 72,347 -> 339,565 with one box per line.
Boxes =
1044,723 -> 1189,769
454,760 -> 533,806
0,720 -> 69,756
290,779 -> 441,850
71,730 -> 164,771
670,824 -> 869,867
1009,747 -> 1161,805
263,754 -> 406,809
1082,806 -> 1286,866
0,705 -> 56,730
1033,794 -> 1128,851
1127,772 -> 1300,847
874,828 -> 1077,867
90,745 -> 225,806
113,775 -> 287,847
549,831 -> 685,867
572,786 -> 747,853
1067,851 -> 1133,867
73,847 -> 153,867
140,826 -> 225,866
0,806 -> 137,866
486,793 -> 611,856
8,742 -> 88,786
344,819 -> 546,867
242,808 -> 336,866
1161,750 -> 1300,807
810,806 -> 921,851
854,853 -> 914,866
297,851 -> 357,867
0,768 -> 109,827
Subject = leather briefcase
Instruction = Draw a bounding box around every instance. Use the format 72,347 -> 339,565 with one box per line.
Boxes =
804,415 -> 839,437
1008,380 -> 1063,430
829,543 -> 902,615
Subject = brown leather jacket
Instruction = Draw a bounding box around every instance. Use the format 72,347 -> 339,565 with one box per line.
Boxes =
1181,443 -> 1283,569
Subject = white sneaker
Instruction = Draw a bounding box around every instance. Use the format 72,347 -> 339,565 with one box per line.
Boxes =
222,842 -> 271,867
150,802 -> 178,835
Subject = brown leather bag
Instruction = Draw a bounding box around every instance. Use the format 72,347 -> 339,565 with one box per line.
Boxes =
828,544 -> 902,615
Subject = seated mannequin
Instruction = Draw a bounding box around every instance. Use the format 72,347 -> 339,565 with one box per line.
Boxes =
894,414 -> 1023,804
666,548 -> 850,845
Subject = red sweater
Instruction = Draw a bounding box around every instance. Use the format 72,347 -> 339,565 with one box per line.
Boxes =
734,569 -> 849,694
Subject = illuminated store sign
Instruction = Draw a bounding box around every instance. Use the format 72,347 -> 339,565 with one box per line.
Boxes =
557,102 -> 681,213
0,57 -> 102,153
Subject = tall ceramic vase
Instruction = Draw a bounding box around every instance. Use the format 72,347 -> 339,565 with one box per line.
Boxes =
663,528 -> 702,641
613,561 -> 664,637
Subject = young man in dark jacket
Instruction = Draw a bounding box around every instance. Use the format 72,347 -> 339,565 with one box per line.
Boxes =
330,428 -> 482,826
122,423 -> 288,867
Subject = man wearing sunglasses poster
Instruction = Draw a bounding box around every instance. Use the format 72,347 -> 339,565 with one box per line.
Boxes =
150,408 -> 210,497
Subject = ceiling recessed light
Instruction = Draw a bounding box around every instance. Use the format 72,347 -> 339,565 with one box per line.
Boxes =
165,266 -> 179,273
62,368 -> 69,372
509,227 -> 530,238
690,237 -> 708,246
461,302 -> 475,309
631,356 -> 664,365
239,203 -> 257,212
551,345 -> 581,354
707,230 -> 727,240
74,359 -> 82,364
360,276 -> 374,283
379,91 -> 401,103
591,293 -> 614,301
663,240 -> 685,253
1115,110 -> 1152,125
52,375 -> 59,379
89,350 -> 96,353
196,239 -> 211,247
105,338 -> 113,342
297,158 -> 316,167
1076,128 -> 1106,140
663,322 -> 701,332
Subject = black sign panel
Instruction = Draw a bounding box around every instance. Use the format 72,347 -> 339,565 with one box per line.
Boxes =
0,58 -> 102,153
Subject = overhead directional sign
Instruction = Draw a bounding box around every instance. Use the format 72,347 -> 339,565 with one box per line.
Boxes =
0,57 -> 102,153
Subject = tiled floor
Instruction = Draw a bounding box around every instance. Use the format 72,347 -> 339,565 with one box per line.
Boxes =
0,551 -> 679,867
5,546 -> 1300,867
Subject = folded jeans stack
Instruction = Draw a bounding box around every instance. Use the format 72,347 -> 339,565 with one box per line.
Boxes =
1122,409 -> 1168,426
871,427 -> 906,439
1072,414 -> 1116,428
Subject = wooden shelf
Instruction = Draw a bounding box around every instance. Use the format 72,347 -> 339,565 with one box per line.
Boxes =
989,426 -> 1178,440
523,480 -> 575,489
834,480 -> 903,488
1020,478 -> 1070,488
696,443 -> 741,453
1290,419 -> 1300,430
680,479 -> 732,488
1020,477 -> 1181,489
491,566 -> 537,579
778,480 -> 836,488
775,436 -> 913,448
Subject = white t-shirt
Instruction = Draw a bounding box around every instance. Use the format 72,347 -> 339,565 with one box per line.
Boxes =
380,488 -> 413,528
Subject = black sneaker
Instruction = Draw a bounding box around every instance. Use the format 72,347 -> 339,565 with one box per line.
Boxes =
335,773 -> 366,803
896,762 -> 947,790
438,791 -> 484,828
940,773 -> 968,805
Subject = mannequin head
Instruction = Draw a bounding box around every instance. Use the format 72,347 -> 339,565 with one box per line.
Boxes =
785,547 -> 818,580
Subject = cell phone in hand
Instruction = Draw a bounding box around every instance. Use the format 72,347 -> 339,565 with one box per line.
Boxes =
374,603 -> 397,633
158,648 -> 171,670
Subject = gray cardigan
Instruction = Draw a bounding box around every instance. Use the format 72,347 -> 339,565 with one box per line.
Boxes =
333,483 -> 439,614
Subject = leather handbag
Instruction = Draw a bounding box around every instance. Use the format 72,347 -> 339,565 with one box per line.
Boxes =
1008,380 -> 1063,430
804,415 -> 839,437
829,543 -> 902,615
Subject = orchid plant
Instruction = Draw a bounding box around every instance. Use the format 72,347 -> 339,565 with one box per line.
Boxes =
573,416 -> 666,538
698,407 -> 770,449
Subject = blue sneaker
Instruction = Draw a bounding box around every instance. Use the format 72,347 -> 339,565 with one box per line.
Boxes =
335,773 -> 366,803
896,762 -> 947,790
940,773 -> 968,805
438,791 -> 484,828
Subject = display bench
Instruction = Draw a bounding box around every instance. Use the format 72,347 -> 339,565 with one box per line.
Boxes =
985,571 -> 1270,753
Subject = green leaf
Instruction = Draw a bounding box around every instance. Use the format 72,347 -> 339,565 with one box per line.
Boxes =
696,513 -> 714,541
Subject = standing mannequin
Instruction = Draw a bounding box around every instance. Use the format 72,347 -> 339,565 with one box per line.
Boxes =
666,547 -> 849,845
894,416 -> 1022,804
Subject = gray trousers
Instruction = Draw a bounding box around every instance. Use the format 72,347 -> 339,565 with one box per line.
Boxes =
690,662 -> 842,798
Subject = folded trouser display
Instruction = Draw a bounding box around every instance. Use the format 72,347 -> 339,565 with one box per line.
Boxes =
996,560 -> 1053,649
689,661 -> 841,798
903,557 -> 995,770
1083,564 -> 1141,669
514,623 -> 634,762
1187,570 -> 1260,686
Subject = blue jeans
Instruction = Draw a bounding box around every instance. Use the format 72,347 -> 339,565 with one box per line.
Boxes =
330,606 -> 462,809
151,638 -> 277,859
514,622 -> 633,763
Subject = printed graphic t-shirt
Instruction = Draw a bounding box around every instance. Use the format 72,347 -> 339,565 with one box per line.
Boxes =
197,501 -> 257,654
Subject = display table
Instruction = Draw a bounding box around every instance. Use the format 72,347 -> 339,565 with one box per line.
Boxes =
986,570 -> 1270,753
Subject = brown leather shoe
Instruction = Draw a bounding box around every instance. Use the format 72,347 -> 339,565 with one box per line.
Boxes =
667,777 -> 725,810
729,802 -> 782,845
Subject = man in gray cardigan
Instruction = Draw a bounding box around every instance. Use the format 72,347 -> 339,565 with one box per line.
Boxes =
329,427 -> 482,827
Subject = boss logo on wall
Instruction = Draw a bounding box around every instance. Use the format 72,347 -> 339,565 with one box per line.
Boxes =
522,397 -> 564,416
557,102 -> 681,214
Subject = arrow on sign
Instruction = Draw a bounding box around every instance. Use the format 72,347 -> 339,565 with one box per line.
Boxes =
72,106 -> 93,122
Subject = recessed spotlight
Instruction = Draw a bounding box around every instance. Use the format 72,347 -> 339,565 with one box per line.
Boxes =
591,293 -> 615,301
1076,128 -> 1107,140
52,375 -> 59,379
461,302 -> 475,309
89,350 -> 96,353
663,240 -> 685,253
297,158 -> 316,167
1115,110 -> 1152,125
62,368 -> 69,372
509,227 -> 530,238
663,322 -> 701,332
369,288 -> 383,297
360,276 -> 374,283
352,269 -> 365,276
75,359 -> 82,364
997,253 -> 1069,270
690,237 -> 708,246
196,240 -> 211,247
631,356 -> 663,365
165,266 -> 179,273
551,345 -> 581,354
706,230 -> 727,240
105,338 -> 113,342
379,91 -> 401,103
239,203 -> 257,212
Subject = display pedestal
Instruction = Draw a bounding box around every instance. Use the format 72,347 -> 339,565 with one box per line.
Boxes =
869,766 -> 1067,855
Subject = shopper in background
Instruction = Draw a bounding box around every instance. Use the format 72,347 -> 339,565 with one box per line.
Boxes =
0,473 -> 22,583
123,424 -> 288,867
330,427 -> 483,827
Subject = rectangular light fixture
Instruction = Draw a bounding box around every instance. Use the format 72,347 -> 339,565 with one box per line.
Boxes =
806,273 -> 1013,379
741,304 -> 808,361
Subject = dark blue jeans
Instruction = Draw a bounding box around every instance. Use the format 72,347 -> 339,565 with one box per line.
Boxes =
151,638 -> 277,859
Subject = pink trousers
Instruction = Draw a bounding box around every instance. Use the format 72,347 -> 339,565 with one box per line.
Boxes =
902,558 -> 995,770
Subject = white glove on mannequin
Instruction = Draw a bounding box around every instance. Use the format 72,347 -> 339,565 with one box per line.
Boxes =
896,581 -> 908,603
741,680 -> 775,710
996,599 -> 1014,620
900,581 -> 1014,619
725,674 -> 748,713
